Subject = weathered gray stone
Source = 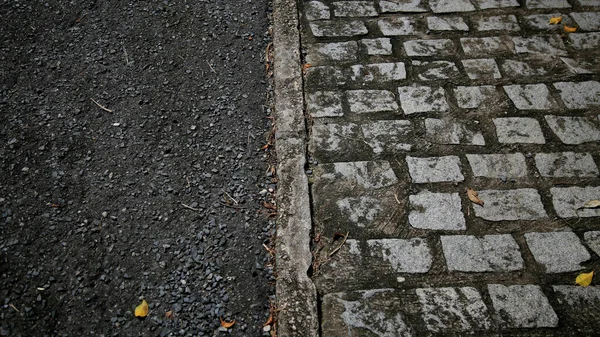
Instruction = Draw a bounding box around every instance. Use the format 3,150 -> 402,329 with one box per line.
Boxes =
321,161 -> 399,189
461,58 -> 502,80
306,42 -> 358,65
309,20 -> 368,37
461,36 -> 514,56
378,17 -> 417,35
524,231 -> 590,273
569,32 -> 600,50
550,186 -> 600,218
425,118 -> 485,145
398,85 -> 449,114
554,81 -> 600,109
454,85 -> 502,109
584,231 -> 600,257
350,62 -> 407,82
474,0 -> 519,9
332,1 -> 378,17
501,59 -> 548,78
310,122 -> 362,155
307,91 -> 344,117
534,152 -> 599,178
360,38 -> 393,55
570,12 -> 600,30
493,117 -> 546,144
304,65 -> 346,87
560,57 -> 595,75
380,0 -> 428,13
361,120 -> 413,153
466,153 -> 528,178
523,13 -> 565,30
553,285 -> 600,330
322,290 -> 414,337
416,287 -> 492,332
441,234 -> 524,272
526,0 -> 571,8
367,238 -> 432,273
413,60 -> 460,80
429,0 -> 476,13
473,189 -> 547,221
488,284 -> 558,328
513,35 -> 567,55
406,156 -> 464,183
409,191 -> 466,230
336,196 -> 392,228
503,84 -> 556,110
545,115 -> 600,144
347,90 -> 399,114
427,16 -> 469,31
404,39 -> 455,56
305,1 -> 330,20
579,0 -> 600,5
476,15 -> 520,31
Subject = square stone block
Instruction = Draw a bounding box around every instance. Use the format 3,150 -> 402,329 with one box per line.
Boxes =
473,189 -> 547,221
406,156 -> 464,183
493,117 -> 546,144
409,191 -> 466,230
524,231 -> 590,273
441,234 -> 524,272
398,85 -> 449,114
488,284 -> 558,327
545,115 -> 600,144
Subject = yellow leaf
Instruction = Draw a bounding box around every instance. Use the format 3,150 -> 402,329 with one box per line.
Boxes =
467,188 -> 484,206
134,299 -> 149,318
581,200 -> 600,209
549,16 -> 562,24
576,271 -> 594,287
220,317 -> 235,328
564,25 -> 578,33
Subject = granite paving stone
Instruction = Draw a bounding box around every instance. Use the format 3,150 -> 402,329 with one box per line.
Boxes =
379,0 -> 428,13
307,91 -> 344,117
569,32 -> 600,49
523,13 -> 566,30
454,85 -> 503,109
578,0 -> 600,5
350,62 -> 407,82
360,38 -> 393,55
524,231 -> 591,273
406,156 -> 464,183
409,191 -> 466,230
488,284 -> 559,327
570,12 -> 600,31
441,234 -> 524,272
466,153 -> 528,178
332,1 -> 378,17
310,122 -> 362,155
413,60 -> 460,80
501,59 -> 549,78
425,118 -> 485,145
475,15 -> 520,32
526,0 -> 571,8
474,0 -> 519,9
429,0 -> 476,13
305,1 -> 331,20
398,85 -> 449,114
367,238 -> 433,273
584,231 -> 600,256
503,84 -> 556,110
553,81 -> 600,109
305,42 -> 358,65
545,115 -> 600,144
560,57 -> 595,74
361,120 -> 413,153
513,35 -> 567,55
416,287 -> 492,332
378,17 -> 418,36
347,89 -> 399,114
461,58 -> 502,80
427,16 -> 469,31
473,189 -> 547,221
309,20 -> 369,37
305,65 -> 347,87
534,152 -> 599,178
553,286 -> 600,329
404,39 -> 455,56
461,36 -> 515,56
550,186 -> 600,218
493,117 -> 546,144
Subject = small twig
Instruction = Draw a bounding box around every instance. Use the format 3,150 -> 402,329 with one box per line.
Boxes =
90,98 -> 113,112
223,191 -> 238,205
206,60 -> 216,73
218,201 -> 248,209
185,175 -> 191,188
181,203 -> 200,211
263,243 -> 275,256
9,303 -> 21,313
394,193 -> 401,205
329,232 -> 349,257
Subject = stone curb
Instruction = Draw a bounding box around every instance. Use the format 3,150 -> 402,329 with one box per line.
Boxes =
272,0 -> 319,336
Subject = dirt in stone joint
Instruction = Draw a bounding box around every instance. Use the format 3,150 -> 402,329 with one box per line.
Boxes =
0,0 -> 277,336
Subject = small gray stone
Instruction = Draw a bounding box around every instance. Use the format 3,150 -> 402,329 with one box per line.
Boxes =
545,115 -> 600,144
461,58 -> 502,80
409,191 -> 466,230
550,186 -> 600,218
427,16 -> 469,31
570,12 -> 600,31
360,38 -> 393,55
466,153 -> 528,178
584,231 -> 600,257
524,231 -> 590,273
476,15 -> 520,31
310,20 -> 368,37
307,91 -> 344,117
398,85 -> 449,114
493,117 -> 546,144
429,0 -> 476,13
488,284 -> 558,328
305,1 -> 330,20
553,81 -> 600,109
378,17 -> 417,35
347,90 -> 399,114
441,234 -> 524,272
473,189 -> 547,221
406,156 -> 464,183
526,0 -> 571,8
404,39 -> 455,57
503,84 -> 556,110
534,152 -> 599,178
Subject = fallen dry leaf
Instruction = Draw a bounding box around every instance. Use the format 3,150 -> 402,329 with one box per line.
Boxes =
575,271 -> 594,287
467,188 -> 484,206
134,299 -> 149,318
165,310 -> 173,319
263,313 -> 274,326
564,25 -> 578,33
549,16 -> 562,24
263,201 -> 277,210
302,63 -> 312,72
580,200 -> 600,209
220,317 -> 235,328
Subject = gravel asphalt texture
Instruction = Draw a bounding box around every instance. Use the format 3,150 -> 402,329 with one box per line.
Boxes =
0,0 -> 276,336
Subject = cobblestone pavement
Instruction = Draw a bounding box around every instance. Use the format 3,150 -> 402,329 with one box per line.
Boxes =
299,0 -> 600,335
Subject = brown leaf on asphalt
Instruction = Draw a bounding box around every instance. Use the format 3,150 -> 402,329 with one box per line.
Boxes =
549,16 -> 562,24
263,201 -> 277,210
579,200 -> 600,209
134,299 -> 149,318
220,317 -> 235,328
467,188 -> 484,206
263,313 -> 273,326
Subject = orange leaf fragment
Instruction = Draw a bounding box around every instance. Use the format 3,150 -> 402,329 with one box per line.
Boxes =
549,16 -> 562,24
134,299 -> 149,318
302,63 -> 312,71
165,310 -> 173,319
575,271 -> 594,287
220,317 -> 235,328
564,25 -> 578,33
263,313 -> 274,326
467,188 -> 484,206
